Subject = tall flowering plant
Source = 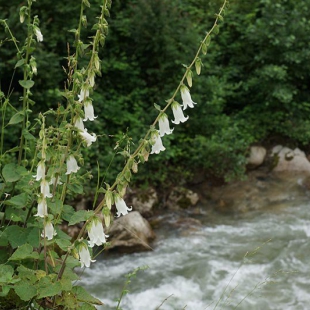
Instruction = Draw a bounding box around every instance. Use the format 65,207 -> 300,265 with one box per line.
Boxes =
0,0 -> 228,308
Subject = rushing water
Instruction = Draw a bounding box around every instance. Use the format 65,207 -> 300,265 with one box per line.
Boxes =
80,196 -> 310,310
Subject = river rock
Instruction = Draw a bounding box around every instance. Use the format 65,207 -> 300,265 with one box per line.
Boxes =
247,146 -> 267,167
107,211 -> 155,253
131,187 -> 158,217
166,187 -> 199,210
271,145 -> 310,173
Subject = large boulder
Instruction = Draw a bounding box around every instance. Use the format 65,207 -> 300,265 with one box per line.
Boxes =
271,145 -> 310,173
107,211 -> 155,253
131,187 -> 158,217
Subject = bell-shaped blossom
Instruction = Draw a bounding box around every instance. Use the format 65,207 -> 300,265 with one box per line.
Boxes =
171,101 -> 189,124
150,131 -> 165,154
75,117 -> 85,131
40,179 -> 52,198
41,221 -> 57,240
115,197 -> 132,217
78,244 -> 96,268
35,28 -> 43,42
78,88 -> 89,103
66,155 -> 80,175
79,129 -> 97,147
34,161 -> 45,181
180,85 -> 196,110
83,101 -> 97,121
159,114 -> 173,137
35,197 -> 48,217
87,217 -> 108,247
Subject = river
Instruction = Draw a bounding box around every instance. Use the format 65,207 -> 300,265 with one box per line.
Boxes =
80,177 -> 310,310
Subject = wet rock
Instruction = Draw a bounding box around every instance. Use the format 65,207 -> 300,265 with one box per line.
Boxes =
107,211 -> 155,253
247,146 -> 267,167
166,187 -> 199,210
271,145 -> 310,173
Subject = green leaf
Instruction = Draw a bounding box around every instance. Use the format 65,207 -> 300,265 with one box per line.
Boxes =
6,193 -> 28,208
0,264 -> 14,283
48,198 -> 63,216
23,129 -> 36,140
62,204 -> 75,221
14,59 -> 25,68
9,243 -> 39,261
205,35 -> 211,46
0,230 -> 8,246
8,111 -> 24,125
14,281 -> 37,301
0,285 -> 10,297
154,103 -> 161,111
67,183 -> 83,194
26,227 -> 41,248
37,276 -> 62,299
55,238 -> 71,251
213,24 -> 219,35
19,80 -> 34,89
2,163 -> 22,182
68,210 -> 94,226
72,286 -> 103,305
5,225 -> 29,248
79,303 -> 97,310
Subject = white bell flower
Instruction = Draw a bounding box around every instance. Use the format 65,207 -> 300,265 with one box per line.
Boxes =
34,161 -> 45,181
79,129 -> 97,147
115,197 -> 132,217
78,244 -> 96,268
171,101 -> 189,124
159,114 -> 173,137
35,197 -> 48,217
66,155 -> 80,175
40,179 -> 52,198
78,88 -> 89,103
180,85 -> 196,110
87,217 -> 108,247
74,117 -> 85,131
41,221 -> 57,240
35,28 -> 43,42
83,101 -> 97,121
150,131 -> 165,154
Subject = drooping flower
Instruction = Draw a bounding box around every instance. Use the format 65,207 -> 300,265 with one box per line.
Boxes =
158,113 -> 173,137
115,197 -> 132,217
35,197 -> 48,217
66,155 -> 80,175
34,161 -> 45,181
83,101 -> 97,121
41,221 -> 57,240
79,129 -> 97,147
40,179 -> 52,198
87,217 -> 108,247
180,85 -> 196,110
78,244 -> 96,268
150,131 -> 165,154
78,88 -> 89,103
74,117 -> 85,131
35,28 -> 43,42
171,101 -> 189,125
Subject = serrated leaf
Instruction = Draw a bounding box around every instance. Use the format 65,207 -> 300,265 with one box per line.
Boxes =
68,210 -> 94,226
6,193 -> 28,208
55,238 -> 71,251
27,227 -> 40,248
72,286 -> 103,305
67,183 -> 83,194
8,111 -> 24,125
23,129 -> 36,140
62,204 -> 75,221
19,80 -> 34,89
48,198 -> 63,216
80,303 -> 97,310
14,281 -> 37,301
15,59 -> 25,68
0,264 -> 14,282
5,225 -> 29,248
37,276 -> 62,299
9,243 -> 39,261
2,163 -> 20,182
